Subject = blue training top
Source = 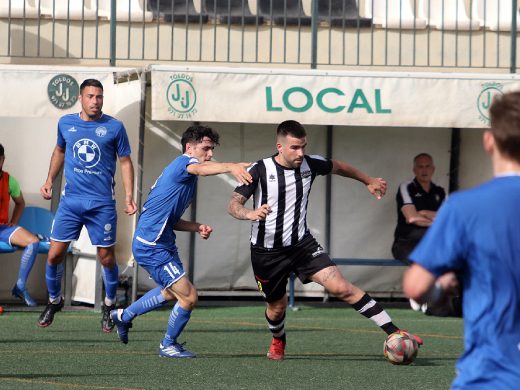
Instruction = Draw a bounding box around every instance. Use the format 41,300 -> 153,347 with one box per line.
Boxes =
134,154 -> 199,252
57,113 -> 131,201
411,175 -> 520,389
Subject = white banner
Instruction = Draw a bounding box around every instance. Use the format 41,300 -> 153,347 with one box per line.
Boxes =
0,65 -> 138,119
151,65 -> 520,128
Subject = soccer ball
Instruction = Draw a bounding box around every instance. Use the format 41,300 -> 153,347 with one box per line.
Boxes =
383,330 -> 418,365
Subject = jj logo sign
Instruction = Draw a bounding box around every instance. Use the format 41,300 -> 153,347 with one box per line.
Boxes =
166,74 -> 197,119
48,74 -> 79,110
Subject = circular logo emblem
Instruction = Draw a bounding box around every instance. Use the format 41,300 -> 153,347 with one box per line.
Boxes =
104,224 -> 112,232
96,126 -> 107,137
477,86 -> 503,123
73,139 -> 101,169
48,74 -> 79,110
166,78 -> 197,114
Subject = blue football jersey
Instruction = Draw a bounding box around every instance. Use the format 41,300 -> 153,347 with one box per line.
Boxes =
411,176 -> 520,389
134,154 -> 199,254
57,113 -> 131,201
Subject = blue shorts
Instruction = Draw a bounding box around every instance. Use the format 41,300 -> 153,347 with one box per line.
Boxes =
51,196 -> 117,247
132,240 -> 186,288
0,224 -> 21,244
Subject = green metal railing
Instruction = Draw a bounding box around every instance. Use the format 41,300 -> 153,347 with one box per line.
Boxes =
0,0 -> 518,72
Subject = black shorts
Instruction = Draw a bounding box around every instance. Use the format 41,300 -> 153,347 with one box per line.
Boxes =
250,234 -> 335,303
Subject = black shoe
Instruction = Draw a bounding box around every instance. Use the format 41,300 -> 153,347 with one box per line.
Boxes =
101,304 -> 115,333
38,299 -> 64,327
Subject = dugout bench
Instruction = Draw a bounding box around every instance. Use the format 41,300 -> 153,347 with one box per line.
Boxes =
288,258 -> 407,308
0,206 -> 89,308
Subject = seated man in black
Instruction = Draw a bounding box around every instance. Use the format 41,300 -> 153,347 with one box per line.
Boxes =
392,153 -> 454,314
392,153 -> 445,264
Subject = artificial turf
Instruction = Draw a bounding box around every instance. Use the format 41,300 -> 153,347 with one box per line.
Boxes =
0,304 -> 463,390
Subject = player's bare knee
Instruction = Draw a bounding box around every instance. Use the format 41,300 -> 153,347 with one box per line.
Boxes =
189,294 -> 198,310
267,301 -> 286,320
47,253 -> 65,266
98,255 -> 115,268
179,294 -> 197,311
188,288 -> 198,309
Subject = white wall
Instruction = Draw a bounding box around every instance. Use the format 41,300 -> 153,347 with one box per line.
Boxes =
139,117 -> 496,297
460,128 -> 493,189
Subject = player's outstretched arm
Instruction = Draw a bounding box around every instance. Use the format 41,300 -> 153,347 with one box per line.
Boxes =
331,159 -> 387,199
403,264 -> 435,302
187,162 -> 252,185
41,145 -> 65,200
119,155 -> 137,215
173,219 -> 213,240
228,192 -> 271,221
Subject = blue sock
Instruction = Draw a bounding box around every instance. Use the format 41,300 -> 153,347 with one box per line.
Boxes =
102,264 -> 119,303
122,287 -> 167,322
46,262 -> 64,301
162,302 -> 192,346
16,242 -> 39,290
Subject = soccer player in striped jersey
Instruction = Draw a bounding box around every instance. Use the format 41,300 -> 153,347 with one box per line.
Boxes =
228,120 -> 423,360
110,125 -> 252,358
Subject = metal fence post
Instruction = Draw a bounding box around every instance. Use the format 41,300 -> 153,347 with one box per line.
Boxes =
109,0 -> 117,66
310,0 -> 319,69
511,0 -> 518,73
131,70 -> 148,303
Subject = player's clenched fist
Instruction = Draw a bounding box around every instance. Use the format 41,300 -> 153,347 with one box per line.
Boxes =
198,224 -> 213,240
40,182 -> 53,200
249,204 -> 271,221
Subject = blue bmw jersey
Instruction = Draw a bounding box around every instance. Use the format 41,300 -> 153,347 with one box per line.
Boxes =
57,113 -> 131,201
410,176 -> 520,389
134,154 -> 198,254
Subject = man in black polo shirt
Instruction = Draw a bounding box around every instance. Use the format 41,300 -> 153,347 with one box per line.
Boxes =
392,153 -> 449,313
392,153 -> 445,264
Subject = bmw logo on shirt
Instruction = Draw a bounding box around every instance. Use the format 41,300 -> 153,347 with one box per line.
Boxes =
73,138 -> 101,169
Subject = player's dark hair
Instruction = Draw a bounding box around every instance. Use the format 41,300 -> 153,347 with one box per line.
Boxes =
0,144 -> 4,157
277,120 -> 306,140
181,125 -> 220,153
413,153 -> 433,165
80,79 -> 104,92
490,91 -> 520,164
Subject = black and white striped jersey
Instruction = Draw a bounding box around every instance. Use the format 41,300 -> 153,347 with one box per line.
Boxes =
234,154 -> 333,249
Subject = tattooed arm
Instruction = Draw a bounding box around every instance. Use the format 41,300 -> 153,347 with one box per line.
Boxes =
228,191 -> 271,221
